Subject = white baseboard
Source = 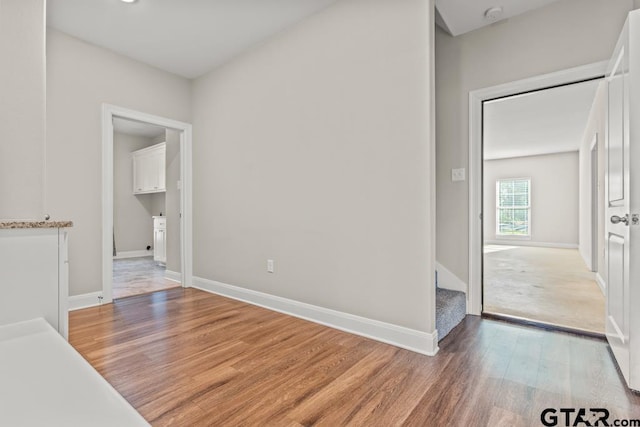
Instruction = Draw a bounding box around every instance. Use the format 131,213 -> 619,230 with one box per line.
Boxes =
165,270 -> 181,283
192,276 -> 438,356
113,250 -> 152,260
596,273 -> 606,296
485,240 -> 578,249
435,262 -> 467,293
68,292 -> 103,311
578,247 -> 595,271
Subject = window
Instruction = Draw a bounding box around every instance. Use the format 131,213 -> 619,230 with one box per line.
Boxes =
496,178 -> 530,237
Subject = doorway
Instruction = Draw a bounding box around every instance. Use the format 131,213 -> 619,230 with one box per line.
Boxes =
111,118 -> 182,299
468,62 -> 608,335
481,79 -> 605,334
102,104 -> 193,303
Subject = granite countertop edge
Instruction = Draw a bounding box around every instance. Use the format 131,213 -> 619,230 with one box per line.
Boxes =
0,220 -> 74,229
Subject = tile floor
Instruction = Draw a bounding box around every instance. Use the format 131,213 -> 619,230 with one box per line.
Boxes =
112,256 -> 181,299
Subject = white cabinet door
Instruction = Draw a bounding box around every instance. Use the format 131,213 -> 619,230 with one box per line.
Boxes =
157,150 -> 166,192
154,228 -> 166,263
133,153 -> 150,193
0,228 -> 67,338
133,143 -> 166,194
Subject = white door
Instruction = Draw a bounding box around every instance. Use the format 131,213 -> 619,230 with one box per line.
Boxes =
605,10 -> 640,390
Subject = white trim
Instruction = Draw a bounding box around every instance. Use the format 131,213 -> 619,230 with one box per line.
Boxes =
590,135 -> 599,272
436,262 -> 467,294
590,132 -> 599,151
113,250 -> 152,260
485,240 -> 578,249
493,235 -> 532,241
596,273 -> 606,296
579,246 -> 591,268
469,61 -> 608,316
192,276 -> 439,356
58,230 -> 69,340
68,292 -> 103,311
165,270 -> 182,283
102,104 -> 193,304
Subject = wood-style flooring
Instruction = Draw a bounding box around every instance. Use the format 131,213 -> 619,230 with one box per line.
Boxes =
70,288 -> 640,426
484,245 -> 605,334
112,256 -> 181,299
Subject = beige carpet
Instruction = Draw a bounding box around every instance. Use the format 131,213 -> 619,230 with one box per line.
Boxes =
483,245 -> 605,334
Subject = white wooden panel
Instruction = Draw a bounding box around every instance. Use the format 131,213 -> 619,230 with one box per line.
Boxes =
0,229 -> 59,330
58,230 -> 69,339
608,233 -> 626,340
608,54 -> 625,203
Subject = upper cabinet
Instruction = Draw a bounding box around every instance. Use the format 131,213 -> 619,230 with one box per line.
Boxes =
133,142 -> 166,194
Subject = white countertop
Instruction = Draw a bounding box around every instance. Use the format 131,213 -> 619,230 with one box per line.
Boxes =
0,319 -> 149,427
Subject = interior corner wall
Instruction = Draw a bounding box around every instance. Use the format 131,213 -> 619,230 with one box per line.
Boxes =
435,0 -> 635,284
46,29 -> 191,296
0,0 -> 45,219
113,132 -> 156,254
483,152 -> 579,246
191,0 -> 434,332
578,82 -> 607,277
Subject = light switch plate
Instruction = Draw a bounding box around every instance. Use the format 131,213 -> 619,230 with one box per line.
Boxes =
451,168 -> 466,182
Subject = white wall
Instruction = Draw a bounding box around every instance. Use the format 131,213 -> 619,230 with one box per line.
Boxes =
46,29 -> 191,296
191,0 -> 435,331
578,82 -> 607,276
113,132 -> 158,254
150,193 -> 166,218
483,152 -> 579,246
0,0 -> 45,219
435,0 -> 637,284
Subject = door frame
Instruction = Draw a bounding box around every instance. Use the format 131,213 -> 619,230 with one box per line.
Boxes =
101,104 -> 193,303
590,134 -> 599,274
467,61 -> 608,315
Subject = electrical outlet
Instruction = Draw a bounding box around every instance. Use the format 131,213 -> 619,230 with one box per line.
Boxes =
451,168 -> 466,182
267,259 -> 274,273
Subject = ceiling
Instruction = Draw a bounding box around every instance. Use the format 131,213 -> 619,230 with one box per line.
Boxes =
47,0 -> 570,78
47,0 -> 340,79
484,79 -> 601,161
435,0 -> 562,36
113,117 -> 166,138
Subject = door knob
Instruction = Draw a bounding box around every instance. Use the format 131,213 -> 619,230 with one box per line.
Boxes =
611,214 -> 629,225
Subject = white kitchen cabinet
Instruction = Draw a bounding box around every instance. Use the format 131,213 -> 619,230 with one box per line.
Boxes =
153,216 -> 167,264
133,142 -> 166,194
0,223 -> 71,339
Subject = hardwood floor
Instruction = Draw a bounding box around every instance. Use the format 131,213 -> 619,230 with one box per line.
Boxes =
70,288 -> 640,426
112,256 -> 181,299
